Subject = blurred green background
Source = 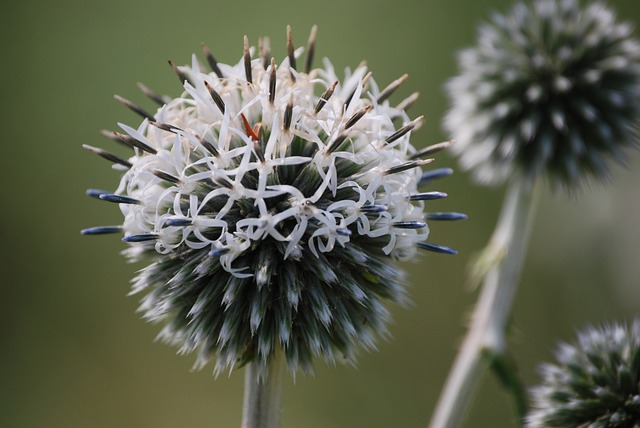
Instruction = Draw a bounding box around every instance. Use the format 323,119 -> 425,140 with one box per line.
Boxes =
3,0 -> 640,427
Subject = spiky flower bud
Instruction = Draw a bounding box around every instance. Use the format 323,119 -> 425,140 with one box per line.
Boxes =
82,27 -> 462,375
526,320 -> 640,427
445,0 -> 640,188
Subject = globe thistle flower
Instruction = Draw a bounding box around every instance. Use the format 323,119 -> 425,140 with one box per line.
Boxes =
82,26 -> 462,375
445,0 -> 640,188
526,320 -> 640,427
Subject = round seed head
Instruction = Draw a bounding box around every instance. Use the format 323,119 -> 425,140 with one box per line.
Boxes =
445,0 -> 640,189
83,27 -> 460,375
527,320 -> 640,427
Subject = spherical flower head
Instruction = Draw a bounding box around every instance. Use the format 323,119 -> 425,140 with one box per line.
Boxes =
445,0 -> 640,189
526,320 -> 640,427
82,27 -> 461,375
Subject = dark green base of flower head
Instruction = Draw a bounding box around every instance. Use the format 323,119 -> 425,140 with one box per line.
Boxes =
134,234 -> 407,375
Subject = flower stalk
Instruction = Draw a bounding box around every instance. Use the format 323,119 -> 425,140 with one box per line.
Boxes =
436,0 -> 640,425
242,351 -> 286,428
429,176 -> 539,428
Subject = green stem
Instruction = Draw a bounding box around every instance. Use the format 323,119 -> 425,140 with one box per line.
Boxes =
428,177 -> 540,428
241,351 -> 285,428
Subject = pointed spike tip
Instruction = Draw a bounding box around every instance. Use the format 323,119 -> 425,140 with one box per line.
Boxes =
122,234 -> 158,243
81,226 -> 122,235
314,80 -> 338,115
397,92 -> 420,111
113,95 -> 156,122
86,188 -> 109,198
168,60 -> 191,86
344,105 -> 372,130
418,242 -> 458,255
305,25 -> 318,73
137,82 -> 168,106
204,81 -> 226,114
165,218 -> 193,227
149,121 -> 182,134
283,101 -> 293,132
377,73 -> 409,104
269,58 -> 277,105
426,212 -> 468,221
385,115 -> 424,144
82,144 -> 132,168
287,24 -> 296,72
418,167 -> 454,186
243,35 -> 252,84
152,169 -> 181,184
101,128 -> 157,155
410,140 -> 454,160
99,193 -> 141,205
393,221 -> 427,229
385,159 -> 433,175
201,42 -> 224,77
410,191 -> 448,201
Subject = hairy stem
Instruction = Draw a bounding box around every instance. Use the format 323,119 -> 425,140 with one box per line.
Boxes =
429,177 -> 539,428
242,351 -> 285,428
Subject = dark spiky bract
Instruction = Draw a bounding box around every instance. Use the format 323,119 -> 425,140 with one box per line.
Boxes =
83,27 -> 459,376
446,0 -> 640,188
526,320 -> 640,427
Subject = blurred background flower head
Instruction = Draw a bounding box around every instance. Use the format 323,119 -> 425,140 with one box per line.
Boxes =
527,319 -> 640,427
445,0 -> 640,189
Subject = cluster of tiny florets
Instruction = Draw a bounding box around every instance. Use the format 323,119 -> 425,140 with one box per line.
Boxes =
83,26 -> 462,375
446,0 -> 640,188
527,320 -> 640,427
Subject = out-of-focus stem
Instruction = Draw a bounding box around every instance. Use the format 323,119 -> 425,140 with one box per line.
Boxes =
429,177 -> 539,428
